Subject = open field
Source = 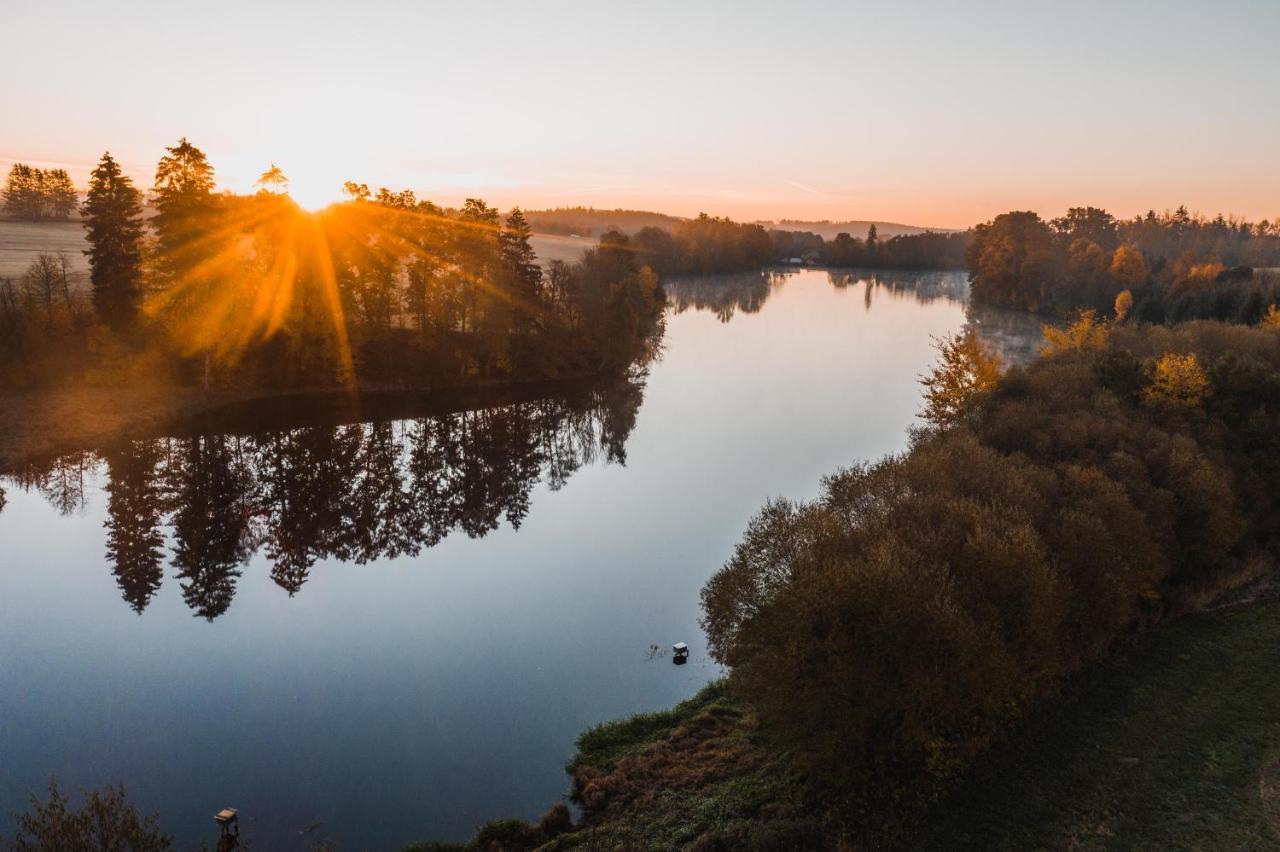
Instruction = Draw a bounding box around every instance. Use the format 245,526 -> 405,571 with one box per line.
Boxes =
0,219 -> 588,281
0,219 -> 90,278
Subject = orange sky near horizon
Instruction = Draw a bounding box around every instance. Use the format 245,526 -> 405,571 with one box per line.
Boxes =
3,1 -> 1278,230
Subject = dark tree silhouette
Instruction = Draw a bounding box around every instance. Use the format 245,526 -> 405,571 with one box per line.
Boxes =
169,436 -> 248,620
103,441 -> 166,613
82,152 -> 146,327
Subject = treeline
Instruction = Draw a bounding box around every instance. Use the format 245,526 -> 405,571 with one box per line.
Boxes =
6,380 -> 642,617
771,225 -> 971,269
631,214 -> 774,275
700,317 -> 1280,844
522,206 -> 682,237
762,218 -> 940,240
0,140 -> 665,392
530,212 -> 970,276
2,164 -> 78,220
968,206 -> 1280,321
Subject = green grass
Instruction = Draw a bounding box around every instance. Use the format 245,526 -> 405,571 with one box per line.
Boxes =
914,594 -> 1280,850
567,680 -> 729,775
407,599 -> 1280,851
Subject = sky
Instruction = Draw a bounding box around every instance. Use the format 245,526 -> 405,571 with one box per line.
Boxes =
2,0 -> 1278,228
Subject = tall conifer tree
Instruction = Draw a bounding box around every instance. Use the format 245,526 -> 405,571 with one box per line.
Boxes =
82,152 -> 145,327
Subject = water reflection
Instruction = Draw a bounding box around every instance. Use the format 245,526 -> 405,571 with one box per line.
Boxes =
5,380 -> 645,619
0,268 -> 1052,848
664,268 -> 1044,365
664,270 -> 784,321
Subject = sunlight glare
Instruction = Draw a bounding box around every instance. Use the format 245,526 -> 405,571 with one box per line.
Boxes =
287,173 -> 343,212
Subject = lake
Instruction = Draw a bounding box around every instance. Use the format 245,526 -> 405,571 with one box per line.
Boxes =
0,268 -> 1043,850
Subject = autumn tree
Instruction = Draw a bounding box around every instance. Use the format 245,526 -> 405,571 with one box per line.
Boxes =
82,152 -> 146,328
1114,289 -> 1134,322
1144,352 -> 1209,409
1042,309 -> 1108,356
919,328 -> 1002,426
1051,206 -> 1119,250
1110,244 -> 1148,289
966,211 -> 1060,311
1,782 -> 173,851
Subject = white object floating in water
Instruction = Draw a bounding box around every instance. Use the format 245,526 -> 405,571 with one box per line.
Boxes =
672,642 -> 689,657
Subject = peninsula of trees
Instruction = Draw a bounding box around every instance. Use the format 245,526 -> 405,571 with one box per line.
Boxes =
0,140 -> 665,397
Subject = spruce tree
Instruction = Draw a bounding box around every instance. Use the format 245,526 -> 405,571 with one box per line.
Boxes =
151,137 -> 216,272
82,152 -> 145,327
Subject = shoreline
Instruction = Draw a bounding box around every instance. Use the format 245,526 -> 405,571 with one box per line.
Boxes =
0,371 -> 625,474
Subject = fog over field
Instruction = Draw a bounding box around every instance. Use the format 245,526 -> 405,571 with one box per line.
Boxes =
0,219 -> 588,281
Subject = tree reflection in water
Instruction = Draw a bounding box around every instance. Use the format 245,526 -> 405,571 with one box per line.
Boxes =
4,378 -> 646,619
663,268 -> 1044,367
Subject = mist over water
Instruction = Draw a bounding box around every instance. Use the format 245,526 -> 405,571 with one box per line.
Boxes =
0,269 -> 1042,849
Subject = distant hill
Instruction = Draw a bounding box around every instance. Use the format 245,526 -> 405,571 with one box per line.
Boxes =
757,219 -> 959,240
523,207 -> 684,237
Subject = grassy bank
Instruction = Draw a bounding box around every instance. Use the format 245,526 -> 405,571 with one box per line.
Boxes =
410,589 -> 1280,851
405,682 -> 814,852
913,590 -> 1280,850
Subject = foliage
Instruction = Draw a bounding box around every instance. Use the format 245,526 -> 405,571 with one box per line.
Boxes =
918,329 -> 1002,426
0,781 -> 172,851
1143,352 -> 1209,409
1110,244 -> 1147,288
965,211 -> 1059,311
632,214 -> 773,275
913,595 -> 1280,850
3,164 -> 77,221
82,152 -> 146,328
805,228 -> 971,270
1114,288 -> 1133,322
2,138 -> 666,395
1041,309 -> 1108,356
700,321 -> 1280,842
968,204 -> 1280,319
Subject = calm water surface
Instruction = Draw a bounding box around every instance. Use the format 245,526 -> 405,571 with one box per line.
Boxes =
0,269 -> 1042,849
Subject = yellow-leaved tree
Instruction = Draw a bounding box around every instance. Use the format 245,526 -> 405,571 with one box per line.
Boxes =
1263,304 -> 1280,328
1043,309 -> 1109,356
1144,352 -> 1209,409
920,329 -> 1003,426
1114,289 -> 1134,322
1110,245 -> 1148,289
